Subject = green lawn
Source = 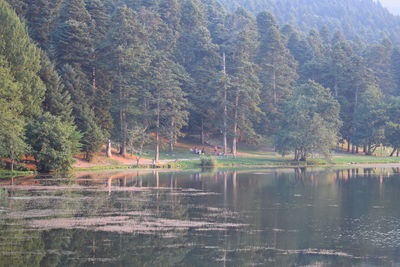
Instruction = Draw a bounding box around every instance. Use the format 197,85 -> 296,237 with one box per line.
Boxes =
0,170 -> 34,178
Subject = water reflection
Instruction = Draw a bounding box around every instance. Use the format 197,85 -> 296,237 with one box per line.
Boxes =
1,168 -> 400,266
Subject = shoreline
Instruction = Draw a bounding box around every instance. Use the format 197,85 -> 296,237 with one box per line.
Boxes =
2,156 -> 400,177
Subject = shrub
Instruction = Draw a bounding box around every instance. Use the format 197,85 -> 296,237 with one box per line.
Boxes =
200,155 -> 217,168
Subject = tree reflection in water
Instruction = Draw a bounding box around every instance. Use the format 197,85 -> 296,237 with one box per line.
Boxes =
1,168 -> 400,266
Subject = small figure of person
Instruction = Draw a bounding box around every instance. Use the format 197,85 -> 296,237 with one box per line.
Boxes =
194,147 -> 198,154
201,147 -> 206,154
213,146 -> 218,155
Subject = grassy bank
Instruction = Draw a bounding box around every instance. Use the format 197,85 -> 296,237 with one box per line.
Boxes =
0,170 -> 35,178
71,153 -> 400,172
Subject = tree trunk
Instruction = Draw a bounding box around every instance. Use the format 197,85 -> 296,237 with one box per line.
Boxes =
118,65 -> 127,157
201,118 -> 205,145
170,119 -> 175,152
363,144 -> 367,154
155,96 -> 160,163
351,144 -> 355,154
397,149 -> 399,157
222,52 -> 228,156
356,145 -> 359,154
347,140 -> 351,152
232,93 -> 239,158
273,68 -> 277,105
10,146 -> 14,172
106,140 -> 112,158
390,148 -> 396,157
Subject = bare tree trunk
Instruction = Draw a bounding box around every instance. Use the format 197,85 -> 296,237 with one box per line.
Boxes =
10,146 -> 14,172
155,96 -> 160,163
170,119 -> 175,152
273,68 -> 277,105
347,140 -> 351,152
106,140 -> 112,158
390,148 -> 396,157
397,149 -> 399,157
232,93 -> 239,158
201,118 -> 205,145
222,52 -> 228,156
351,144 -> 355,154
118,66 -> 127,157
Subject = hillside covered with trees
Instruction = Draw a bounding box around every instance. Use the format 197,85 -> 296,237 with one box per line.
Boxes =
2,0 -> 400,172
219,0 -> 400,44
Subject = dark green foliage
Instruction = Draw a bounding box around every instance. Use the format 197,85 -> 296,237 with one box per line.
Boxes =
275,81 -> 342,161
256,11 -> 297,133
40,52 -> 73,122
26,113 -> 81,172
385,97 -> 400,154
60,64 -> 103,160
5,0 -> 400,169
219,0 -> 400,44
352,86 -> 387,155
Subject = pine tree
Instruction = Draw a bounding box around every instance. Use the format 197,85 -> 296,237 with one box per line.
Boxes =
148,55 -> 188,162
60,64 -> 103,161
26,113 -> 81,172
40,52 -> 73,122
175,0 -> 219,144
52,0 -> 93,68
98,5 -> 150,157
0,57 -> 26,171
224,8 -> 262,156
0,0 -> 45,117
256,11 -> 298,133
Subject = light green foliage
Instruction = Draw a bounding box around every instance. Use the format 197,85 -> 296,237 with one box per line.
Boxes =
0,0 -> 45,117
200,155 -> 217,167
0,57 -> 27,162
275,81 -> 342,161
26,113 -> 81,172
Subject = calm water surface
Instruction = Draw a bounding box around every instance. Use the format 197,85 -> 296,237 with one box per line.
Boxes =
1,168 -> 400,266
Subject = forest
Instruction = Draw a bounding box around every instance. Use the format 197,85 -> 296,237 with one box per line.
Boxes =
1,0 -> 400,172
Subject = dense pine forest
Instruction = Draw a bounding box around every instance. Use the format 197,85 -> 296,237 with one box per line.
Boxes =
2,0 -> 400,172
220,0 -> 400,43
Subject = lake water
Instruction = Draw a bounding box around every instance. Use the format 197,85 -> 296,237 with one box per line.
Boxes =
1,168 -> 400,266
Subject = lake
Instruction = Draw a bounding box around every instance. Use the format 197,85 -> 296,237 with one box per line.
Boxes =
1,167 -> 400,266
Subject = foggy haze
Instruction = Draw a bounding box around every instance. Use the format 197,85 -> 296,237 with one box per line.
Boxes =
379,0 -> 400,14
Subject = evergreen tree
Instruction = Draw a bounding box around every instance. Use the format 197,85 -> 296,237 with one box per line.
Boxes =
175,0 -> 219,144
52,0 -> 93,68
40,52 -> 73,122
256,11 -> 298,133
148,55 -> 188,162
98,5 -> 149,157
225,8 -> 262,156
0,0 -> 45,117
60,64 -> 103,161
0,57 -> 26,171
26,113 -> 81,172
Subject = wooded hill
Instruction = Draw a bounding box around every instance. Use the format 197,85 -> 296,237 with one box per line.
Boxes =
218,0 -> 400,44
1,0 -> 400,171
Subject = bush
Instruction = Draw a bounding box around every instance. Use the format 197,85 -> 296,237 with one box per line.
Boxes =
26,113 -> 81,173
200,155 -> 217,168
